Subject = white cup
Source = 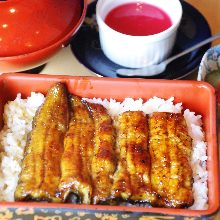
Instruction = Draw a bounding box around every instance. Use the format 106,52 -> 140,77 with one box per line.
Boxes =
96,0 -> 183,68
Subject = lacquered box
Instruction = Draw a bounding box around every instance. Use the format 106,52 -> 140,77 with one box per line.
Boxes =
0,73 -> 219,220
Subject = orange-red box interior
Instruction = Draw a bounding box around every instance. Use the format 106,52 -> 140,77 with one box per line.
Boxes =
0,73 -> 218,218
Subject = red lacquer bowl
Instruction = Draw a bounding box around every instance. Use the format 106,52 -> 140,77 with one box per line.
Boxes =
0,0 -> 87,73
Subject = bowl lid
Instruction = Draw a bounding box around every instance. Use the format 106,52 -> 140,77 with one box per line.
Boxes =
0,0 -> 83,57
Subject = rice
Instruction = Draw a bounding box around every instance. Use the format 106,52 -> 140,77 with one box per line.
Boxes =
0,94 -> 208,210
184,110 -> 208,210
0,93 -> 45,201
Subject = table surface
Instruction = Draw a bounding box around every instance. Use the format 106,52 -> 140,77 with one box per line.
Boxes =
187,0 -> 220,46
39,0 -> 220,78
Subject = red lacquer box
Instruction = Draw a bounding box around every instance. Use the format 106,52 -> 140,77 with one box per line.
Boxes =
0,73 -> 219,220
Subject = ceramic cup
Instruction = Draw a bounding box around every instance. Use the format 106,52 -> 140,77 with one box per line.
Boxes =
198,45 -> 220,81
96,0 -> 183,68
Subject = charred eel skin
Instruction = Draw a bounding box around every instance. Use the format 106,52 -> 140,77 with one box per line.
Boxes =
59,96 -> 94,204
14,84 -> 194,208
15,83 -> 69,202
87,103 -> 116,205
111,111 -> 157,205
149,112 -> 193,208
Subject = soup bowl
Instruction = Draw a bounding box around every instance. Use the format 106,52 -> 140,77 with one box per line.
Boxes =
0,0 -> 87,73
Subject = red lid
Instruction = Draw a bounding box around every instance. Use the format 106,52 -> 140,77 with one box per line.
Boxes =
0,0 -> 82,56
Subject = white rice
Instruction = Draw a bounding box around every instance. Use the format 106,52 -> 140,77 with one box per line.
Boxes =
0,93 -> 45,201
0,95 -> 208,210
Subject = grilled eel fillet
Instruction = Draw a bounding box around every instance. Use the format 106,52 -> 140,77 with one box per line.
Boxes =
87,103 -> 116,204
111,111 -> 157,204
15,83 -> 69,202
149,112 -> 193,208
59,96 -> 94,204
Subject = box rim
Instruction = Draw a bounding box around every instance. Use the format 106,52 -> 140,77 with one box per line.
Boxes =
0,73 -> 218,217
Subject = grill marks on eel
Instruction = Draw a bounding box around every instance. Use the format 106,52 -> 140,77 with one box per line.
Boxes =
15,83 -> 69,202
59,100 -> 117,205
15,88 -> 194,208
149,112 -> 193,208
87,103 -> 116,204
59,96 -> 94,204
111,111 -> 157,204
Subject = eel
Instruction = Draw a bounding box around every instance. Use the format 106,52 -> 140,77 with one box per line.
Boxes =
148,112 -> 194,208
111,111 -> 157,205
59,96 -> 94,204
15,83 -> 69,202
87,103 -> 116,205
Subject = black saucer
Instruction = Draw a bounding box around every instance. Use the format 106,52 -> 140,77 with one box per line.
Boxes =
71,1 -> 211,79
22,64 -> 46,74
